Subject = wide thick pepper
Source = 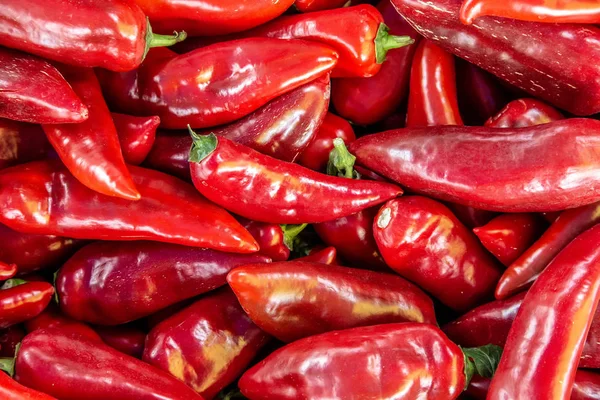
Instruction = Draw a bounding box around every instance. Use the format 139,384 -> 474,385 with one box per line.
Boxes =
350,120 -> 600,212
485,98 -> 564,128
0,281 -> 54,329
56,241 -> 270,325
24,303 -> 101,342
0,160 -> 257,253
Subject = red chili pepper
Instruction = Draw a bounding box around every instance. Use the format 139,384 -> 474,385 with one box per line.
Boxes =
56,241 -> 270,325
296,246 -> 339,265
0,160 -> 258,252
0,371 -> 56,400
95,325 -> 146,359
0,0 -> 186,71
188,132 -> 401,224
447,203 -> 498,229
572,370 -> 600,400
496,201 -> 600,299
0,326 -> 25,358
406,40 -> 463,127
392,0 -> 600,116
144,288 -> 270,399
237,218 -> 290,262
134,0 -> 294,37
111,113 -> 159,166
486,98 -> 564,128
228,261 -> 436,342
143,132 -> 192,181
349,120 -> 600,212
24,303 -> 101,342
295,0 -> 349,12
0,280 -> 54,329
145,299 -> 196,330
0,264 -> 16,282
473,213 -> 547,267
488,224 -> 600,400
373,196 -> 501,312
0,120 -> 53,171
330,0 -> 420,125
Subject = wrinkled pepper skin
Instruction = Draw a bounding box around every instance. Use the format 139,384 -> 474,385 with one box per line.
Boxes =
488,224 -> 600,400
42,66 -> 139,201
95,325 -> 146,358
391,0 -> 600,116
0,120 -> 53,171
228,261 -> 436,343
331,0 -> 420,125
496,201 -> 600,299
0,325 -> 25,357
296,0 -> 348,12
237,218 -> 289,262
296,246 -> 339,265
13,329 -> 205,400
57,241 -> 270,325
189,134 -> 402,224
144,288 -> 270,399
134,0 -> 294,37
485,98 -> 564,128
0,263 -> 16,281
0,48 -> 87,124
0,371 -> 56,400
0,160 -> 257,253
24,303 -> 101,342
473,213 -> 547,266
112,113 -> 159,166
239,323 -> 465,400
0,282 -> 54,329
350,120 -> 600,212
373,196 -> 501,312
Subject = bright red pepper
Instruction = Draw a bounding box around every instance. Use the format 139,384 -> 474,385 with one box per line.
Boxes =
0,371 -> 56,400
0,263 -> 16,281
24,303 -> 101,342
144,288 -> 270,399
350,120 -> 600,212
56,241 -> 270,325
330,0 -> 420,125
95,325 -> 146,359
0,120 -> 53,171
298,113 -> 355,171
473,213 -> 547,266
0,281 -> 54,329
488,224 -> 600,400
0,160 -> 257,253
373,196 -> 501,312
295,0 -> 349,12
111,113 -> 159,166
485,98 -> 564,128
237,218 -> 290,262
296,246 -> 339,265
391,0 -> 600,116
0,0 -> 185,71
0,325 -> 24,358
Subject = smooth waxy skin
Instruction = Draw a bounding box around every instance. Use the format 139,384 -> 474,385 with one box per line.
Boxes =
485,98 -> 564,128
0,371 -> 56,400
24,303 -> 101,342
0,262 -> 16,281
296,0 -> 348,12
57,241 -> 270,325
296,246 -> 339,265
95,325 -> 146,358
144,289 -> 270,399
239,323 -> 465,400
350,120 -> 600,212
0,282 -> 54,329
237,218 -> 289,262
112,113 -> 159,166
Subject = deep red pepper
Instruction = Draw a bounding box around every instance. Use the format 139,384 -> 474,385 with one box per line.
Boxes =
95,325 -> 146,359
447,203 -> 498,229
542,211 -> 562,223
295,0 -> 349,12
496,201 -> 600,299
296,246 -> 339,265
473,213 -> 547,267
391,0 -> 600,116
0,120 -> 53,171
0,48 -> 87,124
349,120 -> 600,212
111,113 -> 159,166
0,371 -> 56,400
24,303 -> 101,342
373,196 -> 501,312
0,160 -> 257,253
0,0 -> 185,71
237,218 -> 290,262
330,0 -> 420,125
56,241 -> 270,325
485,98 -> 564,128
143,131 -> 192,181
145,299 -> 197,330
0,281 -> 54,329
189,132 -> 402,224
0,263 -> 16,281
298,113 -> 355,171
144,288 -> 270,399
488,224 -> 600,400
0,325 -> 24,358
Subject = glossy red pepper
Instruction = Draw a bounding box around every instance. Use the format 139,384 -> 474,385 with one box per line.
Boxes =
95,325 -> 146,359
488,224 -> 600,400
228,261 -> 436,342
111,113 -> 159,166
473,213 -> 547,266
143,131 -> 193,181
373,196 -> 501,312
0,0 -> 185,71
134,0 -> 294,37
496,201 -> 600,299
0,281 -> 54,329
145,299 -> 197,330
295,0 -> 349,12
57,241 -> 270,325
237,218 -> 290,262
0,160 -> 257,252
0,263 -> 16,281
0,48 -> 87,124
144,288 -> 270,399
350,120 -> 600,212
8,329 -> 205,400
0,325 -> 25,358
391,0 -> 600,116
0,371 -> 56,400
296,246 -> 339,265
0,120 -> 53,171
330,0 -> 420,125
485,98 -> 564,128
24,303 -> 101,342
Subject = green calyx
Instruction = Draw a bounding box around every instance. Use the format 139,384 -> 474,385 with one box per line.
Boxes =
0,343 -> 19,377
144,18 -> 187,60
188,127 -> 218,163
327,138 -> 360,179
375,23 -> 415,64
281,224 -> 309,251
0,279 -> 27,290
462,344 -> 503,389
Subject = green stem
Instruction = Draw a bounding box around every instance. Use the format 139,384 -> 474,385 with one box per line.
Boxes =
144,18 -> 187,59
375,23 -> 415,64
188,127 -> 218,163
1,279 -> 27,290
327,138 -> 358,179
281,224 -> 309,251
0,357 -> 15,377
462,344 -> 503,389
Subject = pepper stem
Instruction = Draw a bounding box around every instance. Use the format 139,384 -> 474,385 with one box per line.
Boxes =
0,356 -> 15,377
144,18 -> 187,60
188,127 -> 218,163
281,224 -> 309,251
53,270 -> 60,304
0,278 -> 27,290
375,23 -> 415,64
462,344 -> 503,389
327,138 -> 359,179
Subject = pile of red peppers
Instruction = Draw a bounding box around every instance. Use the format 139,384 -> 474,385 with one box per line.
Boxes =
1,0 -> 600,399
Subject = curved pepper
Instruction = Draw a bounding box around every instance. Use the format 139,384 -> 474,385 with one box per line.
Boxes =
0,160 -> 257,252
373,196 -> 501,312
0,371 -> 56,400
56,241 -> 270,325
0,280 -> 54,329
0,48 -> 87,124
0,0 -> 185,71
0,264 -> 16,282
295,0 -> 348,12
296,246 -> 339,265
95,325 -> 146,358
144,288 -> 270,399
227,261 -> 436,342
391,0 -> 600,116
188,132 -> 402,224
488,224 -> 600,400
0,326 -> 25,358
112,113 -> 159,166
24,303 -> 101,342
350,120 -> 600,212
0,120 -> 53,171
485,98 -> 564,128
